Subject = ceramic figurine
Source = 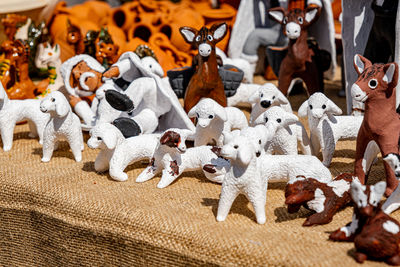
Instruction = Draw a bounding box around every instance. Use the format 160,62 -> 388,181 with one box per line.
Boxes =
179,22 -> 228,113
187,98 -> 248,147
0,81 -> 49,151
34,42 -> 63,98
66,19 -> 85,55
87,122 -> 160,181
254,106 -> 311,155
40,91 -> 84,163
95,27 -> 120,69
136,128 -> 230,188
103,51 -> 195,137
285,173 -> 353,226
60,54 -> 105,126
1,14 -> 28,41
215,47 -> 253,83
217,130 -> 332,223
248,83 -> 292,126
382,154 -> 400,214
330,179 -> 400,265
268,6 -> 327,96
135,45 -> 164,77
351,54 -> 400,196
1,39 -> 37,100
297,92 -> 376,167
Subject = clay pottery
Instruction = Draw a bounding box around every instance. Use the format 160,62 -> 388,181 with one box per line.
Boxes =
110,2 -> 140,32
124,37 -> 150,53
80,1 -> 111,25
149,33 -> 192,71
105,24 -> 127,52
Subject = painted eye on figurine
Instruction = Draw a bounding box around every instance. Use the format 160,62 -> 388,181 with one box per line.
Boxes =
368,79 -> 378,89
309,104 -> 313,110
272,96 -> 275,100
207,35 -> 213,41
322,104 -> 326,109
195,35 -> 201,42
260,93 -> 264,98
234,145 -> 238,149
276,118 -> 281,123
265,117 -> 268,123
208,115 -> 214,119
51,98 -> 55,102
196,113 -> 200,118
97,136 -> 102,141
259,140 -> 262,144
298,17 -> 303,24
283,17 -> 288,24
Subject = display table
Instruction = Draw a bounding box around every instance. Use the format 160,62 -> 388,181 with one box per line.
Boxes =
0,88 -> 396,266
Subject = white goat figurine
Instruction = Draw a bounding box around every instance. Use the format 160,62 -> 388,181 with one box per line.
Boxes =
298,92 -> 365,166
217,131 -> 332,224
248,83 -> 292,125
254,106 -> 311,155
136,128 -> 230,188
40,91 -> 83,162
0,82 -> 49,151
188,98 -> 248,146
87,122 -> 159,181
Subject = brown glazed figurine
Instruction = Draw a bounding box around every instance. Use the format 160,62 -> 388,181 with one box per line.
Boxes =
179,22 -> 228,113
330,179 -> 400,265
285,173 -> 353,226
268,6 -> 323,96
1,14 -> 27,41
66,19 -> 85,55
95,28 -> 119,69
351,54 -> 400,196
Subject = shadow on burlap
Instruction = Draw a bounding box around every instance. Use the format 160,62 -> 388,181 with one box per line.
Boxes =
0,76 -> 395,266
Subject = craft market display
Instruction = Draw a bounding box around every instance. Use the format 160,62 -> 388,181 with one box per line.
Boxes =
1,0 -> 400,265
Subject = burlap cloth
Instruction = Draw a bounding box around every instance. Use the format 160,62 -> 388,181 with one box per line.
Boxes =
0,77 -> 397,266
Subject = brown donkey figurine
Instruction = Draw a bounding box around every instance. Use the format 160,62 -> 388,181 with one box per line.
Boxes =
330,179 -> 400,265
268,6 -> 322,96
351,54 -> 399,196
179,22 -> 228,114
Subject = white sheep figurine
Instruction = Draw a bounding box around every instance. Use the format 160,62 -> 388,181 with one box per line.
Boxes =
0,82 -> 49,151
217,131 -> 332,224
248,83 -> 292,126
188,98 -> 248,146
298,92 -> 366,166
254,106 -> 311,155
87,122 -> 160,181
136,128 -> 230,188
40,91 -> 83,162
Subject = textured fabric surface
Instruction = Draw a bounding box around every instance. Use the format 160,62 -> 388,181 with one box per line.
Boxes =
0,78 -> 397,266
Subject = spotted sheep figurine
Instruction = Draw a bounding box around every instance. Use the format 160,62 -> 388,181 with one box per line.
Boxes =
351,54 -> 400,196
285,173 -> 353,226
188,98 -> 248,147
330,179 -> 400,265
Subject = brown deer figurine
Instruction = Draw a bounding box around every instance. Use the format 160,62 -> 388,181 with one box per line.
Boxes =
285,173 -> 353,226
179,22 -> 228,113
329,179 -> 400,265
268,6 -> 322,96
351,54 -> 399,196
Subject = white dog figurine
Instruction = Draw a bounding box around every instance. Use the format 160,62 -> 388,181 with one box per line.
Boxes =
0,82 -> 49,151
40,91 -> 83,162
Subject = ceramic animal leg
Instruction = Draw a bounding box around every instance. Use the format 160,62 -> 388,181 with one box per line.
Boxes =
245,186 -> 267,224
329,214 -> 358,242
68,135 -> 82,162
41,137 -> 55,162
157,168 -> 181,188
136,164 -> 160,183
208,88 -> 227,108
27,120 -> 38,139
278,71 -> 292,96
1,124 -> 15,151
216,185 -> 240,222
184,91 -> 203,114
303,211 -> 332,226
94,150 -> 111,173
301,63 -> 322,95
354,137 -> 371,184
354,251 -> 367,263
383,161 -> 399,197
321,141 -> 335,167
310,133 -> 321,156
387,254 -> 400,266
383,185 -> 400,214
108,154 -> 132,181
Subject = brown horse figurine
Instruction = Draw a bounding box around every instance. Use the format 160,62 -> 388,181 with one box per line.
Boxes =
351,54 -> 399,196
179,22 -> 227,113
268,6 -> 322,96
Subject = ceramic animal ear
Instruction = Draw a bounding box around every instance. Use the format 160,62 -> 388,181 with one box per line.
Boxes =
268,7 -> 286,24
214,103 -> 228,121
276,90 -> 289,104
326,99 -> 342,115
297,100 -> 308,117
55,96 -> 69,117
248,90 -> 260,103
211,22 -> 227,42
305,6 -> 320,23
187,105 -> 198,118
160,132 -> 172,145
102,130 -> 117,150
179,26 -> 197,44
238,145 -> 254,165
353,54 -> 372,75
222,131 -> 233,145
383,63 -> 398,85
372,181 -> 386,199
282,113 -> 299,126
253,114 -> 265,125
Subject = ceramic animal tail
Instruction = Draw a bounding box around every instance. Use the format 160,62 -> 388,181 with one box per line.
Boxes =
330,179 -> 400,265
268,6 -> 323,96
351,54 -> 400,197
179,22 -> 228,113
